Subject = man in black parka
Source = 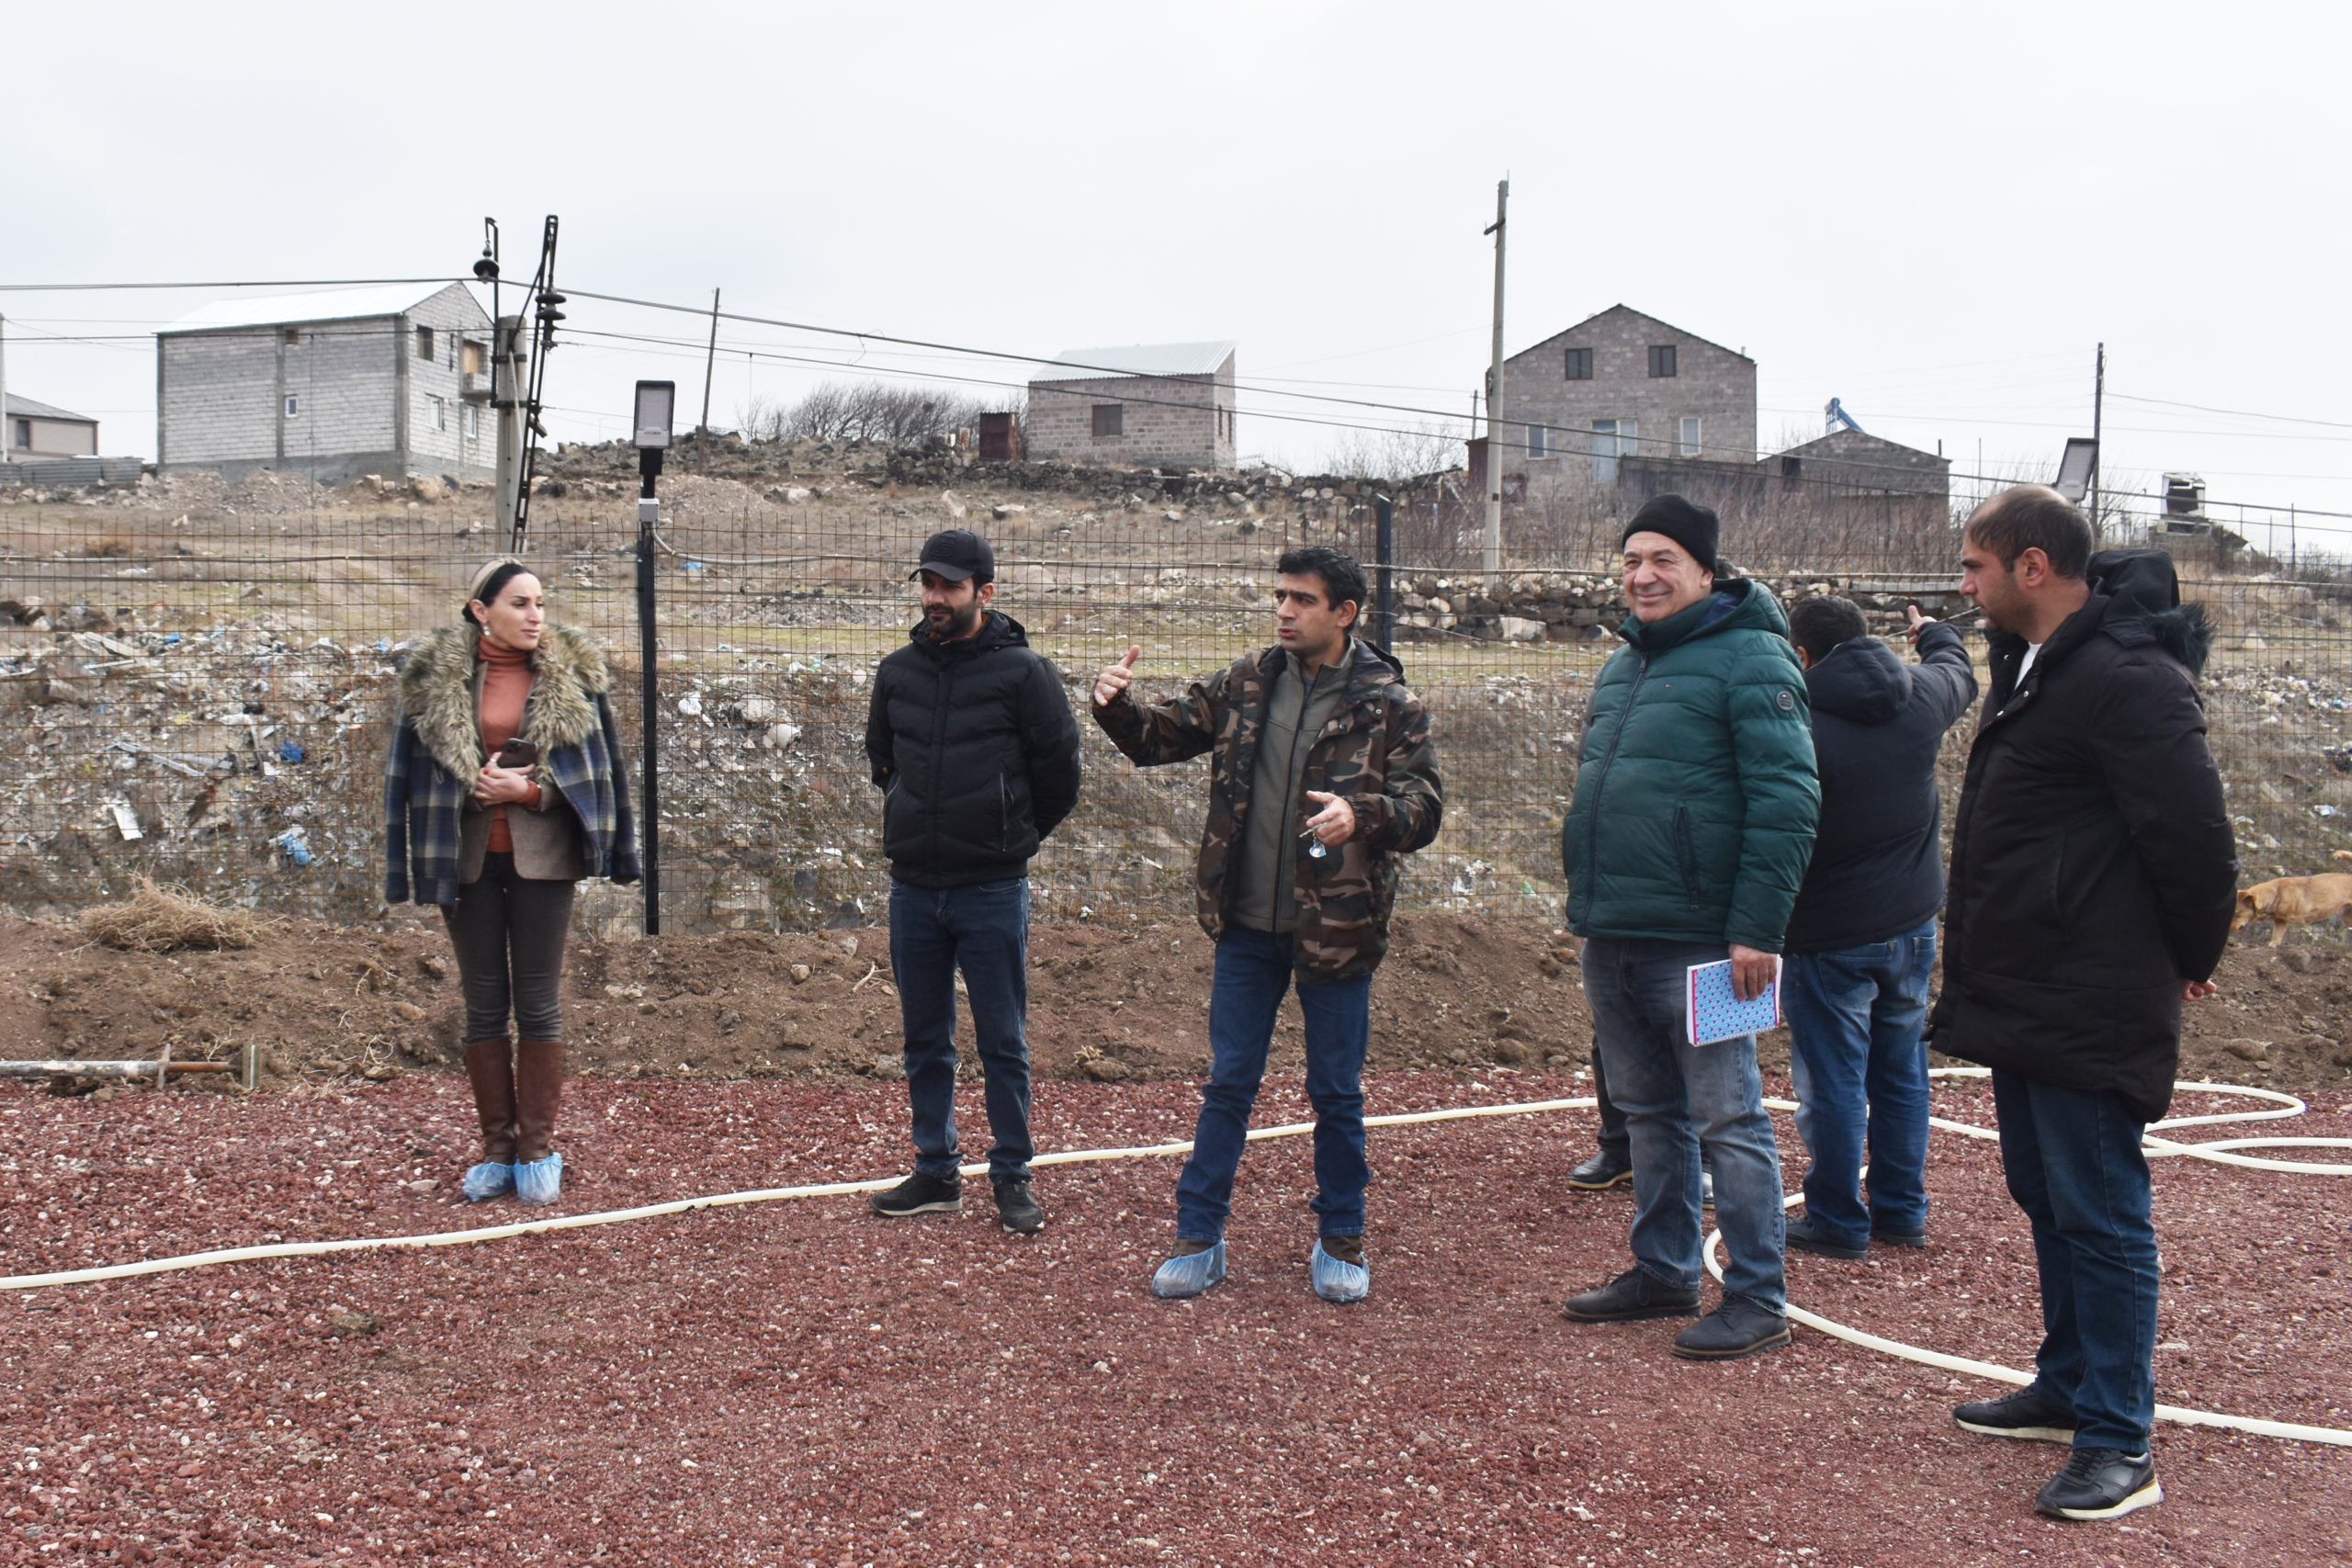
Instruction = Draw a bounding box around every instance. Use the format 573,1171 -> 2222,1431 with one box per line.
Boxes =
863,529 -> 1082,1235
1932,488 -> 2236,1523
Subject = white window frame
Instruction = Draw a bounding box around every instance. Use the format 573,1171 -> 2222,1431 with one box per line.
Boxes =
465,403 -> 481,438
1678,416 -> 1702,457
284,394 -> 300,418
1527,424 -> 1549,459
1592,418 -> 1636,484
427,394 -> 447,432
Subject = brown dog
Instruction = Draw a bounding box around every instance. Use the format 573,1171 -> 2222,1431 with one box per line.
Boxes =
2233,852 -> 2352,945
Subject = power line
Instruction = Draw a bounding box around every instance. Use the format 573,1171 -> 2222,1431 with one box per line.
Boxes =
0,277 -> 467,293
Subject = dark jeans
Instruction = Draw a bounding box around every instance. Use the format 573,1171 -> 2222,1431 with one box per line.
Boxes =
1782,919 -> 1936,1246
1589,1044 -> 1629,1159
1580,937 -> 1786,1311
1175,928 -> 1372,1243
443,852 -> 576,1042
889,877 -> 1034,1181
1992,1069 -> 2159,1453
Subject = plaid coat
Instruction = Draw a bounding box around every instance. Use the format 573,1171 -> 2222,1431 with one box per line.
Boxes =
1094,638 -> 1442,979
383,624 -> 641,908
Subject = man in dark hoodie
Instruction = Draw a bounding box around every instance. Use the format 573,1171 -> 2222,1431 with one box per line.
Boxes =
1934,488 -> 2235,1523
1779,595 -> 1976,1261
864,529 -> 1083,1236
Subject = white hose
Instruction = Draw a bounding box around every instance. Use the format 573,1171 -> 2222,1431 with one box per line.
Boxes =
6,1077 -> 2346,1447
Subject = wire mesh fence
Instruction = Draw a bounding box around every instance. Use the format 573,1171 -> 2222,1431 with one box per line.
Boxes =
4,442 -> 2348,939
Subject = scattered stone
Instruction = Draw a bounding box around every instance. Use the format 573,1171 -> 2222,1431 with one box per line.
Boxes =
419,955 -> 448,979
837,935 -> 859,959
941,491 -> 968,521
406,1179 -> 440,1195
789,964 -> 811,984
2222,1038 -> 2270,1062
361,1063 -> 401,1081
1498,616 -> 1545,643
737,696 -> 778,726
717,1009 -> 742,1032
870,1054 -> 905,1080
1083,1056 -> 1131,1083
411,476 -> 447,502
325,1310 -> 381,1337
392,1002 -> 424,1021
2279,948 -> 2317,974
762,722 -> 802,750
991,502 -> 1027,521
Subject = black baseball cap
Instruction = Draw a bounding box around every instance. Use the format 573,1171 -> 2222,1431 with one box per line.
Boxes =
910,528 -> 994,584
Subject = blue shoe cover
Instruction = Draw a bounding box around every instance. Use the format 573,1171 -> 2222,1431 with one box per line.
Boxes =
514,1150 -> 564,1206
1151,1240 -> 1227,1299
462,1160 -> 515,1202
1311,1238 -> 1370,1303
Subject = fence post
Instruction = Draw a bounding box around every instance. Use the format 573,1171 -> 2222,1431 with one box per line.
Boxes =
636,484 -> 662,936
1374,493 -> 1396,645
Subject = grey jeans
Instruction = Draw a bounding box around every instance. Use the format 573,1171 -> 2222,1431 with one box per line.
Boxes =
444,852 -> 576,1042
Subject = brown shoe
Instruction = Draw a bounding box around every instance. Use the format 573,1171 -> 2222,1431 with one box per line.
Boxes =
463,1040 -> 518,1162
514,1039 -> 565,1163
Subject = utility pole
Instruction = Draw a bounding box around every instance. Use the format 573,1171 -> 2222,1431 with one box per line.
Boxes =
2086,342 -> 2105,535
1482,179 -> 1509,585
0,312 -> 10,467
492,314 -> 528,538
698,288 -> 720,476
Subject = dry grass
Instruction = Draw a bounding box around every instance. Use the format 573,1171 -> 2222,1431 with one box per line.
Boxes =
79,879 -> 269,953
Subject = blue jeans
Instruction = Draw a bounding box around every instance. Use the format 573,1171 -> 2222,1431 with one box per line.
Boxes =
1992,1069 -> 2158,1453
889,877 -> 1034,1181
1579,938 -> 1786,1312
1174,928 -> 1372,1243
1782,920 -> 1936,1247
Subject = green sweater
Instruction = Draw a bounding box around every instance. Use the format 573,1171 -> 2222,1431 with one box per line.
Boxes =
1560,579 -> 1819,953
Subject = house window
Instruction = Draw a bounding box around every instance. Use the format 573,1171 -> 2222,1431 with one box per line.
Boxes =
427,395 -> 447,432
1647,345 -> 1677,378
1592,418 -> 1636,485
1678,416 -> 1702,457
1091,404 -> 1124,438
461,341 -> 484,376
283,328 -> 301,346
285,395 -> 300,418
1527,425 -> 1549,459
416,325 -> 435,361
10,418 -> 29,451
1565,347 -> 1593,381
465,404 -> 481,438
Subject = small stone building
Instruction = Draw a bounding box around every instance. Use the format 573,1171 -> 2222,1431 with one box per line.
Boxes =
1025,341 -> 1237,469
1502,306 -> 1756,481
157,283 -> 495,483
1758,428 -> 1950,501
6,393 -> 99,458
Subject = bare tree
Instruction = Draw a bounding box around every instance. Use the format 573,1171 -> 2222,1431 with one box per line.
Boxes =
1323,423 -> 1464,483
740,380 -> 1011,446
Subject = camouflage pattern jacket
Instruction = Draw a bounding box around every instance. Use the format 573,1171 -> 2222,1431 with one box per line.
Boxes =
1093,638 -> 1442,979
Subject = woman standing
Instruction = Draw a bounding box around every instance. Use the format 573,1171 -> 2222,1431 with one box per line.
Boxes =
384,558 -> 639,1204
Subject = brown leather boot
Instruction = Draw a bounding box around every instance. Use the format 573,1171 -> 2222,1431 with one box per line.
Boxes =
463,1040 -> 518,1162
514,1038 -> 565,1164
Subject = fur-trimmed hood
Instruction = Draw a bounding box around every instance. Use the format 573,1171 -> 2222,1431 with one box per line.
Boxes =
398,624 -> 611,782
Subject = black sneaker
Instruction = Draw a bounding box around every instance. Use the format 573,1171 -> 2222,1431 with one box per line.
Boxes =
1871,1224 -> 1928,1248
991,1176 -> 1045,1235
1953,1386 -> 2076,1445
1671,1298 -> 1792,1360
868,1171 -> 962,1218
1561,1267 -> 1701,1322
1785,1213 -> 1868,1261
2035,1448 -> 2161,1521
1567,1148 -> 1633,1190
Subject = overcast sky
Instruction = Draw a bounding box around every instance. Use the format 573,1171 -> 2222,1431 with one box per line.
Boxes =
8,1 -> 2346,547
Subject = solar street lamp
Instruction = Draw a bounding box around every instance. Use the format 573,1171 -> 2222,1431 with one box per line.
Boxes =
2054,437 -> 2098,505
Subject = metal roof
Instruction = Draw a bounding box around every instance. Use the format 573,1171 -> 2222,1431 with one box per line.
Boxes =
5,392 -> 96,423
1030,340 -> 1238,384
162,281 -> 488,333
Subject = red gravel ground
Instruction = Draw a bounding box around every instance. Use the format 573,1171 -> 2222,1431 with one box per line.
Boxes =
4,1070 -> 2347,1566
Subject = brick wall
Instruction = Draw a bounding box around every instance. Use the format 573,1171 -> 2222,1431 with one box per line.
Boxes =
1026,367 -> 1235,469
404,286 -> 494,479
159,330 -> 279,467
1502,305 -> 1757,478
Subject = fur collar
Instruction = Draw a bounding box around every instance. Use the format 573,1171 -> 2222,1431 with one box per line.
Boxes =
399,624 -> 609,781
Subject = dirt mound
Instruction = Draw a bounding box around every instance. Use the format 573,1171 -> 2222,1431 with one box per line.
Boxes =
4,908 -> 2345,1094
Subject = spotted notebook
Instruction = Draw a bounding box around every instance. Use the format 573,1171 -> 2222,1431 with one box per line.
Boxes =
1686,959 -> 1782,1047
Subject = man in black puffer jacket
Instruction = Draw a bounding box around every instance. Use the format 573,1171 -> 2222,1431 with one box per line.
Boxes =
1933,489 -> 2236,1524
863,529 -> 1082,1236
1780,595 -> 1976,1265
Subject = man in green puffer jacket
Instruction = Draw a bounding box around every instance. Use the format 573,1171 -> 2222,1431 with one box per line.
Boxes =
1556,494 -> 1818,1362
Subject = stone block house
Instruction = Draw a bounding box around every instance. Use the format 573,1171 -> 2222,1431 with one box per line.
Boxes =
6,394 -> 99,458
1025,341 -> 1237,469
1501,305 -> 1756,481
157,283 -> 495,483
1758,428 -> 1950,500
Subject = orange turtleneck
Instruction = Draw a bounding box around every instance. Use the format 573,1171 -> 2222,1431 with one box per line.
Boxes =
478,636 -> 540,852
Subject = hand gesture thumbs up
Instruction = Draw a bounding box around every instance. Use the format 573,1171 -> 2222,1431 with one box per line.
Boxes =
1094,645 -> 1142,707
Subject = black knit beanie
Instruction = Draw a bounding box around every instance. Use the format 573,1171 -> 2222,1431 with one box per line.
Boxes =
1621,494 -> 1720,576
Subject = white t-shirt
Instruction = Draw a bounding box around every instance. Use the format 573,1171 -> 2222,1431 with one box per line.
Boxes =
2018,641 -> 2045,683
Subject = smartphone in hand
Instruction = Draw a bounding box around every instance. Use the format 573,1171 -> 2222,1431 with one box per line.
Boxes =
496,739 -> 539,769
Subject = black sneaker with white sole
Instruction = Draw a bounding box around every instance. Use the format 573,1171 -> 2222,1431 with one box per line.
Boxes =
1953,1386 -> 2076,1445
992,1176 -> 1045,1235
868,1171 -> 962,1217
1566,1148 -> 1633,1190
2035,1448 -> 2161,1521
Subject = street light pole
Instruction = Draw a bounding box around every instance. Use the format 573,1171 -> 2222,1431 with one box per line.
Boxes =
1483,179 -> 1509,586
631,380 -> 676,936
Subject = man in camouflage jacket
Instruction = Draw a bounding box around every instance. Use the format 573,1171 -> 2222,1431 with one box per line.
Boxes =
1092,546 -> 1442,1303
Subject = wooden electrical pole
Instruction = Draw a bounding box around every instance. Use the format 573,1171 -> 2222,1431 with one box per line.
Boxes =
1482,180 -> 1509,584
2086,342 -> 2105,534
698,287 -> 721,475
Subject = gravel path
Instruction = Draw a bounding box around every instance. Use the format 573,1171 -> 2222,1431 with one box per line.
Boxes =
5,1071 -> 2346,1565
